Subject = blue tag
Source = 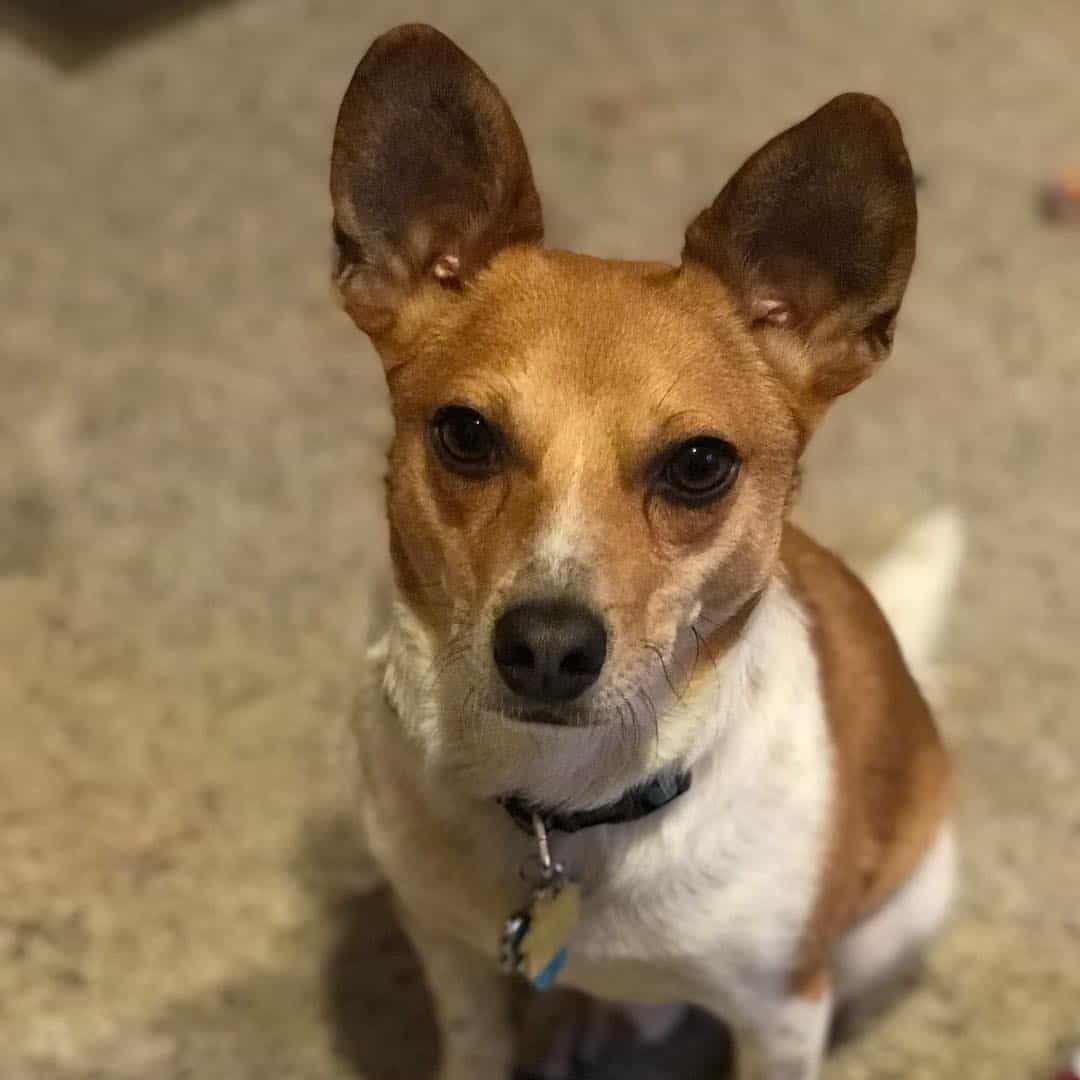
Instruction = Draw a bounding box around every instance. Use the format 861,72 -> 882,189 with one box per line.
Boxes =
530,946 -> 568,991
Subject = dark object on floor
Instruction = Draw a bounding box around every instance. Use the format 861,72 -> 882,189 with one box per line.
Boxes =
515,992 -> 732,1080
1041,168 -> 1080,223
0,0 -> 237,68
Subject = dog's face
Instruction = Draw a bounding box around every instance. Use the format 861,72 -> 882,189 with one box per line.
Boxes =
330,25 -> 915,797
379,250 -> 799,727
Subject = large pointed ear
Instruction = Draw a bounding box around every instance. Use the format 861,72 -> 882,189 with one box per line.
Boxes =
330,24 -> 543,338
683,94 -> 917,419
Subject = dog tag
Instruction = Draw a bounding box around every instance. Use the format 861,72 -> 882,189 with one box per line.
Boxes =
501,878 -> 582,989
500,880 -> 582,989
499,815 -> 581,990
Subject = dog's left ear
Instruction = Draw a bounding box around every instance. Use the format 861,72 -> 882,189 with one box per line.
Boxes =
684,94 -> 917,423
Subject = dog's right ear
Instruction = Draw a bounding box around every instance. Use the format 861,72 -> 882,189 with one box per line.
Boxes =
330,24 -> 543,341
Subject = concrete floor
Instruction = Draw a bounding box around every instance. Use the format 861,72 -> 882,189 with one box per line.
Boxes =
2,2 -> 1079,1077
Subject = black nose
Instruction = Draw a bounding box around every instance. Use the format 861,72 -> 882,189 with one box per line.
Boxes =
493,601 -> 607,703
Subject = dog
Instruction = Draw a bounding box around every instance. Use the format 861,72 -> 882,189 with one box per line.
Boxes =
330,24 -> 962,1079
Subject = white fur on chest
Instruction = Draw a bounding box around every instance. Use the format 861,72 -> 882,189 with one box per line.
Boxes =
557,578 -> 834,1010
362,575 -> 833,1015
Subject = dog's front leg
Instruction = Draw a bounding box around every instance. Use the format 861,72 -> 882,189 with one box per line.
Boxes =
731,984 -> 832,1080
407,918 -> 514,1080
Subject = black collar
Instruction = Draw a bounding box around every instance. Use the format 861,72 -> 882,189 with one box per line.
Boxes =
499,770 -> 692,835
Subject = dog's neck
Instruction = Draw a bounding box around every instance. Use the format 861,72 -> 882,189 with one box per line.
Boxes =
377,574 -> 794,815
499,767 -> 693,835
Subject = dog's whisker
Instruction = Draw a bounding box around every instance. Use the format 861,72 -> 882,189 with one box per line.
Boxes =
625,692 -> 645,755
617,693 -> 640,754
636,687 -> 660,754
423,635 -> 472,695
693,623 -> 719,672
694,612 -> 724,631
641,640 -> 683,705
614,693 -> 629,750
613,697 -> 629,751
683,625 -> 702,696
461,685 -> 481,732
423,647 -> 464,693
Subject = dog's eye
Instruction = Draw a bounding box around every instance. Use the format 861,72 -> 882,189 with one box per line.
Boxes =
432,406 -> 497,472
661,438 -> 740,504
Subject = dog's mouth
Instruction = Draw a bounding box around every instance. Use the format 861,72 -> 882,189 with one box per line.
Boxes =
501,704 -> 601,729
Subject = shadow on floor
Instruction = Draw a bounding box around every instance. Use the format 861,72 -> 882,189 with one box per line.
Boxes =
0,0 -> 240,68
323,886 -> 440,1080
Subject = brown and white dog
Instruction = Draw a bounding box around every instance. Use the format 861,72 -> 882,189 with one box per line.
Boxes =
330,25 -> 963,1079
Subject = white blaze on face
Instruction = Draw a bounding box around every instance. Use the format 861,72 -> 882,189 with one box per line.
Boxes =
526,437 -> 595,591
532,502 -> 591,582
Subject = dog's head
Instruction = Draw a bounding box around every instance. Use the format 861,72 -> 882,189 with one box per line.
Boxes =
331,25 -> 916,801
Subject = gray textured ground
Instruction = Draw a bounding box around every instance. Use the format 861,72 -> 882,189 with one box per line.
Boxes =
3,2 -> 1079,1077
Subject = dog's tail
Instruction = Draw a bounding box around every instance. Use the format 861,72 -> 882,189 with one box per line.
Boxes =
867,508 -> 965,695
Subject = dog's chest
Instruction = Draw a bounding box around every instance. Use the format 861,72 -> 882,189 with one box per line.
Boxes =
361,578 -> 834,1004
558,730 -> 832,1006
365,708 -> 831,1011
366,766 -> 830,1011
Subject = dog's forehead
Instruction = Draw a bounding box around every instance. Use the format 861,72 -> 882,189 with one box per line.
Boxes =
464,247 -> 722,368
428,247 -> 789,450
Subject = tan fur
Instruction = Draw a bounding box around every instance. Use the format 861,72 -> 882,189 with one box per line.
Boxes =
781,526 -> 951,994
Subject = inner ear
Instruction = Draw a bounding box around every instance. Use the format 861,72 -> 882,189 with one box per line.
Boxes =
750,297 -> 793,327
683,93 -> 917,404
330,24 -> 543,336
